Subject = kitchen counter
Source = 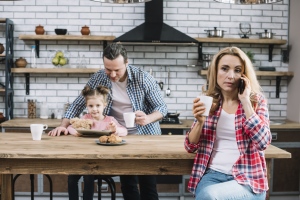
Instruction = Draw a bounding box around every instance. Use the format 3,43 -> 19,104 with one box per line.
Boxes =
0,118 -> 194,131
1,118 -> 300,131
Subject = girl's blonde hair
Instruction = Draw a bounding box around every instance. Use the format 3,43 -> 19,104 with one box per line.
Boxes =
81,85 -> 110,104
206,46 -> 263,111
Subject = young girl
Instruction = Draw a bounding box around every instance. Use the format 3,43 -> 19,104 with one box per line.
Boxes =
68,85 -> 127,200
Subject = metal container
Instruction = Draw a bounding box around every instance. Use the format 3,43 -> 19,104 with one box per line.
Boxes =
256,29 -> 275,39
204,27 -> 226,38
202,60 -> 211,70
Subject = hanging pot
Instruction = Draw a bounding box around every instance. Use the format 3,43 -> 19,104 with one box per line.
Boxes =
204,27 -> 226,38
35,24 -> 45,35
0,43 -> 4,54
256,30 -> 275,39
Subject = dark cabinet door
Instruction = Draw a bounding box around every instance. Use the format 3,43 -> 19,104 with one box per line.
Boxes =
271,130 -> 300,195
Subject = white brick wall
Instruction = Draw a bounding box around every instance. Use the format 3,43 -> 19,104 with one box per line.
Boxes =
0,0 -> 290,119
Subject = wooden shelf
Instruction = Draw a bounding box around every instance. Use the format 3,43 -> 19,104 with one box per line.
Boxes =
195,37 -> 287,45
12,68 -> 100,95
11,68 -> 99,74
0,18 -> 6,23
0,54 -> 5,57
19,34 -> 116,41
199,70 -> 293,98
0,88 -> 5,93
199,70 -> 294,77
195,37 -> 287,62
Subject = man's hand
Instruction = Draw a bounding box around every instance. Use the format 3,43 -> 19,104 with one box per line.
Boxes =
135,111 -> 149,126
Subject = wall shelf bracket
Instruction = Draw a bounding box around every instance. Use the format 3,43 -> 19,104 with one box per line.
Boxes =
276,76 -> 281,98
268,44 -> 274,62
35,40 -> 40,58
25,73 -> 30,95
198,42 -> 203,61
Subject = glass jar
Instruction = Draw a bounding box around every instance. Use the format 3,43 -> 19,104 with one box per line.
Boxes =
27,99 -> 36,118
40,102 -> 49,119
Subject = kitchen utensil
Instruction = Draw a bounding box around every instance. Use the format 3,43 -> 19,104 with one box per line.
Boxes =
158,67 -> 164,90
167,112 -> 180,118
0,43 -> 5,54
204,27 -> 226,38
202,60 -> 211,70
35,24 -> 45,35
81,25 -> 90,35
239,23 -> 251,38
55,28 -> 67,35
256,30 -> 275,39
166,68 -> 171,96
15,57 -> 28,68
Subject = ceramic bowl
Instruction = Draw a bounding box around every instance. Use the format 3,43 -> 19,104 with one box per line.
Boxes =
55,29 -> 67,35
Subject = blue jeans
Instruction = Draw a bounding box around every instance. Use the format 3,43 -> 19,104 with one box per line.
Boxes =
68,175 -> 95,200
120,175 -> 158,200
196,169 -> 266,200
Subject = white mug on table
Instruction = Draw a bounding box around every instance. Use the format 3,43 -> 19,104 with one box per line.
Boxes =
30,124 -> 48,140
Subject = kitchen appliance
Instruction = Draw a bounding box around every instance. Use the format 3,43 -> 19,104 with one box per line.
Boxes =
113,0 -> 198,44
204,27 -> 226,38
160,113 -> 181,124
256,30 -> 276,39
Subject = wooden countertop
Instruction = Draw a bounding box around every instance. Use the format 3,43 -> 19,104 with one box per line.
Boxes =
1,118 -> 300,130
0,118 -> 194,130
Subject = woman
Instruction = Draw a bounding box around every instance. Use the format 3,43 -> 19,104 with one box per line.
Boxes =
184,46 -> 271,200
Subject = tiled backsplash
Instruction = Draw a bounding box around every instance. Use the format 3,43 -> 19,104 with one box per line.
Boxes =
0,0 -> 289,119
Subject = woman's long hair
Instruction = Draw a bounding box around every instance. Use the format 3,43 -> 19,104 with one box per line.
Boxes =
206,46 -> 263,112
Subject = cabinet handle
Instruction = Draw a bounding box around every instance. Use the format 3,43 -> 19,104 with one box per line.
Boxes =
168,132 -> 172,135
272,132 -> 277,140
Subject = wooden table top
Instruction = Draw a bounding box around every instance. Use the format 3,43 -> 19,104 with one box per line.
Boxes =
0,133 -> 291,160
2,118 -> 300,130
0,118 -> 194,130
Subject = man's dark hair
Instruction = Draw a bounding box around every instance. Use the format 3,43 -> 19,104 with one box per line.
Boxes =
103,43 -> 128,63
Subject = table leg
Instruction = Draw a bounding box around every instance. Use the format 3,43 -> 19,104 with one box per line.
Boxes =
266,159 -> 271,200
1,174 -> 12,200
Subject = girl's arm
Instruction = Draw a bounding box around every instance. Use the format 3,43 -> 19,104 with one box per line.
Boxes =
109,117 -> 128,136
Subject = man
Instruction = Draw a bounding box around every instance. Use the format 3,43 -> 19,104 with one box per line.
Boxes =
48,43 -> 168,200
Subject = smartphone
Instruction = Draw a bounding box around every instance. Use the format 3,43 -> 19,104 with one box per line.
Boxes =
238,79 -> 245,94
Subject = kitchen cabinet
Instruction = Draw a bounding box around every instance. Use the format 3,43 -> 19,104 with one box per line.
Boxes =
0,18 -> 14,120
270,129 -> 300,196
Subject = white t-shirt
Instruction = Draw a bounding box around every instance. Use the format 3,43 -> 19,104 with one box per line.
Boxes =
209,109 -> 240,174
110,78 -> 138,134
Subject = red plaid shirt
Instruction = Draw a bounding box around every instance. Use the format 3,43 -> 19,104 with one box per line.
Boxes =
184,93 -> 271,195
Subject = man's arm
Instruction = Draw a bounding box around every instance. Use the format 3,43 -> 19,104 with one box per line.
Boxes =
135,110 -> 163,126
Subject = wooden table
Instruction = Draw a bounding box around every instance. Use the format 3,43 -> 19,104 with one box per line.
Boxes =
0,133 -> 291,200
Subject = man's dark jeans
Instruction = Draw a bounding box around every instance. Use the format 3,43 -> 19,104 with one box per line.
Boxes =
120,175 -> 159,200
68,175 -> 95,200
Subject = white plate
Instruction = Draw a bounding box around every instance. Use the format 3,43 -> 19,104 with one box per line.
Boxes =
95,140 -> 126,146
76,129 -> 111,136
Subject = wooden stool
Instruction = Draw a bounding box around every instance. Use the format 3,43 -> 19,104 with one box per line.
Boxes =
12,174 -> 53,200
95,176 -> 116,200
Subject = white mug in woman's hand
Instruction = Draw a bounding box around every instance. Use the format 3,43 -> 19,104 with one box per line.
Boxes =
197,95 -> 213,116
